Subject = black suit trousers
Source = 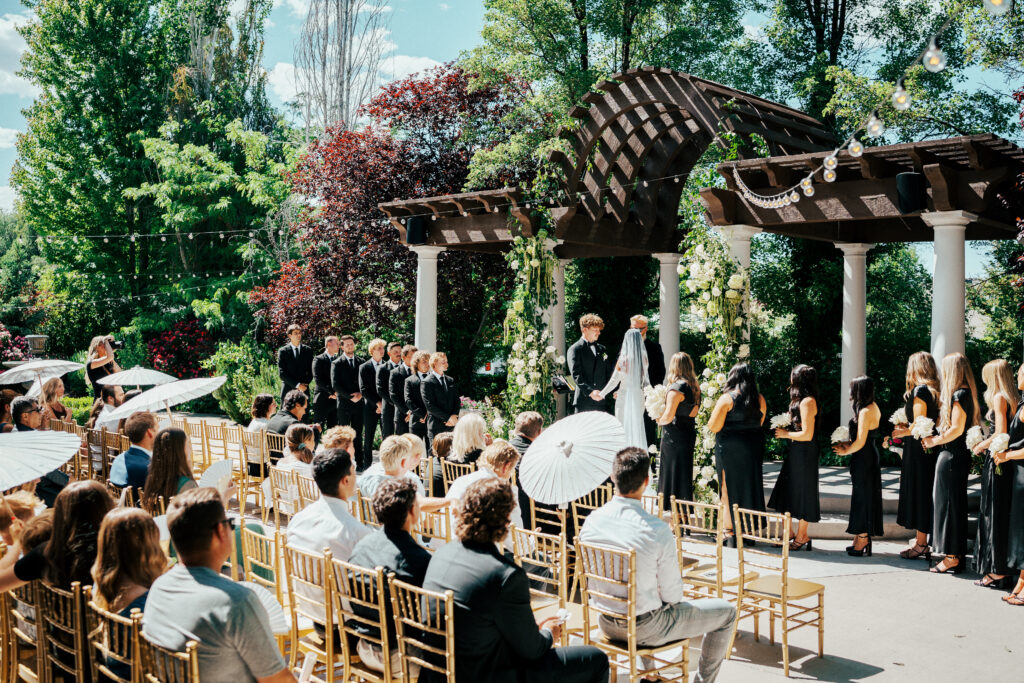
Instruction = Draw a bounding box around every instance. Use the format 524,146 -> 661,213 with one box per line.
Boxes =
394,409 -> 409,436
337,399 -> 364,458
314,399 -> 338,430
361,403 -> 380,470
520,645 -> 609,683
380,401 -> 395,439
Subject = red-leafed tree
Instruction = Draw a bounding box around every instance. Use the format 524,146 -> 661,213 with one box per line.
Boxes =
250,64 -> 528,385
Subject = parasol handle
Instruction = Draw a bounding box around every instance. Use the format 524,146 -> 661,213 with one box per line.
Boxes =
557,440 -> 573,458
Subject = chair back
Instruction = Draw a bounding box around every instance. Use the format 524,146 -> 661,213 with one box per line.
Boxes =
440,460 -> 475,493
170,417 -> 185,431
240,427 -> 268,467
268,466 -> 299,527
331,559 -> 392,682
85,600 -> 140,683
529,500 -> 567,537
511,527 -> 568,610
417,456 -> 431,484
38,581 -> 88,682
642,493 -> 664,517
265,431 -> 287,461
8,581 -> 44,683
734,506 -> 791,588
103,431 -> 130,480
570,483 -> 613,534
87,428 -> 106,480
181,419 -> 208,475
355,491 -> 379,528
241,526 -> 283,603
388,577 -> 456,682
283,546 -> 338,668
670,497 -> 724,594
137,631 -> 200,683
73,425 -> 93,480
295,472 -> 320,511
575,540 -> 638,632
202,421 -> 230,462
415,508 -> 451,547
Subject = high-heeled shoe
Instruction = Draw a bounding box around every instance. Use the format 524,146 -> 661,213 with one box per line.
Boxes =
974,574 -> 1011,590
929,555 -> 965,574
790,538 -> 813,551
847,535 -> 872,557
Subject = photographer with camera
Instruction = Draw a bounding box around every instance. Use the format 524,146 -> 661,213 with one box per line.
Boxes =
86,335 -> 123,399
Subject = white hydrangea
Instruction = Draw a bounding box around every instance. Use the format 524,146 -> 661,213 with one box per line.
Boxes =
516,373 -> 528,385
738,344 -> 750,358
702,368 -> 712,378
712,286 -> 722,297
701,465 -> 716,481
701,291 -> 711,302
702,436 -> 716,450
734,316 -> 744,327
706,384 -> 718,397
727,273 -> 744,290
715,373 -> 727,385
545,345 -> 556,354
677,263 -> 687,275
700,382 -> 709,393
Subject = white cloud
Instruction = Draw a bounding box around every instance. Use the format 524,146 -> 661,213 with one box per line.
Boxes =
0,12 -> 39,99
0,127 -> 19,148
268,62 -> 299,104
0,186 -> 17,212
381,55 -> 441,81
439,3 -> 449,9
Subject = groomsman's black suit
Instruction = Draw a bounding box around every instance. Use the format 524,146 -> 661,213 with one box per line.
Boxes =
331,353 -> 365,463
566,337 -> 612,413
311,351 -> 338,430
642,336 -> 666,449
390,364 -> 412,435
276,343 -> 314,403
376,359 -> 398,439
421,372 -> 460,445
404,372 -> 428,444
359,359 -> 384,471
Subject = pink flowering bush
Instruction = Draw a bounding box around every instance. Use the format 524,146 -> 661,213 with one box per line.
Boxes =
0,323 -> 30,362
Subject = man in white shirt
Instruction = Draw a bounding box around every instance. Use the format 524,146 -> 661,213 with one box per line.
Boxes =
446,440 -> 523,551
579,447 -> 735,683
94,384 -> 125,433
360,435 -> 449,513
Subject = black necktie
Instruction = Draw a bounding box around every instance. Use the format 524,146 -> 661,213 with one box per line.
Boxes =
293,346 -> 298,359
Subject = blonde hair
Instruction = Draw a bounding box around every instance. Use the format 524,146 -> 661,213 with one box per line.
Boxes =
981,359 -> 1020,425
40,377 -> 64,406
666,352 -> 700,402
630,314 -> 649,326
400,433 -> 426,462
452,412 -> 487,462
429,352 -> 448,370
939,353 -> 981,430
379,435 -> 412,472
579,313 -> 604,330
411,350 -> 432,373
322,425 -> 357,450
479,439 -> 520,472
904,351 -> 940,404
0,491 -> 41,539
367,338 -> 387,354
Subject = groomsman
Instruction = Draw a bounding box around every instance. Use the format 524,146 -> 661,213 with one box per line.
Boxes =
377,342 -> 402,439
567,314 -> 612,413
631,314 -> 666,449
276,324 -> 314,404
331,335 -> 364,466
390,345 -> 416,435
311,335 -> 339,430
404,350 -> 431,445
421,352 -> 460,445
358,339 -> 387,471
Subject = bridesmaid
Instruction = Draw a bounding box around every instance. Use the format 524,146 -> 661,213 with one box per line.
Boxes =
768,365 -> 821,551
656,352 -> 700,503
972,359 -> 1019,588
923,352 -> 980,574
992,363 -> 1024,605
833,376 -> 883,557
893,352 -> 941,560
708,363 -> 767,543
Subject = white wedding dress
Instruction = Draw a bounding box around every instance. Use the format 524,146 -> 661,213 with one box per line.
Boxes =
599,329 -> 649,451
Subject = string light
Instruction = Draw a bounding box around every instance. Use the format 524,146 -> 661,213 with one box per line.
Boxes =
848,140 -> 864,157
891,79 -> 911,111
984,0 -> 1013,15
923,37 -> 946,73
823,168 -> 838,183
824,154 -> 839,170
866,111 -> 885,138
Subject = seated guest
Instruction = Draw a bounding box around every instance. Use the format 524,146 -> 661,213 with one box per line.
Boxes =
38,377 -> 73,428
446,440 -> 524,548
267,389 -> 309,436
93,385 -> 126,433
349,478 -> 431,676
109,411 -> 159,491
247,394 -> 276,432
423,478 -> 609,683
0,491 -> 42,573
359,435 -> 449,512
510,411 -> 544,528
450,412 -> 490,464
1,389 -> 17,432
261,423 -> 316,506
287,448 -> 370,562
580,447 -> 735,683
429,431 -> 453,497
141,428 -> 198,515
12,396 -> 69,507
143,488 -> 296,683
318,424 -> 358,456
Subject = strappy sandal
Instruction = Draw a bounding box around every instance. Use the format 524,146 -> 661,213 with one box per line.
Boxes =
974,574 -> 1010,589
899,543 -> 931,560
929,556 -> 963,574
789,538 -> 813,551
1007,594 -> 1024,606
1002,591 -> 1021,602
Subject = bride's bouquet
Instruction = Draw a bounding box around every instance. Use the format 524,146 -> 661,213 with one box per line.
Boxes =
644,384 -> 668,421
890,407 -> 908,426
769,412 -> 792,430
965,425 -> 985,451
830,426 -> 850,444
910,416 -> 935,441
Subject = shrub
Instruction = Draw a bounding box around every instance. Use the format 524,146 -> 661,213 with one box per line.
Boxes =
0,322 -> 29,362
147,317 -> 215,379
202,339 -> 281,424
64,396 -> 94,425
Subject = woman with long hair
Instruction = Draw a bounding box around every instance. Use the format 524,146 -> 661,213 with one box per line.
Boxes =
0,390 -> 15,433
972,359 -> 1020,588
85,335 -> 121,399
768,365 -> 821,550
893,351 -> 941,560
708,363 -> 767,539
141,428 -> 197,514
657,352 -> 700,502
992,363 -> 1024,604
597,329 -> 650,450
91,508 -> 166,613
923,352 -> 981,574
247,394 -> 276,432
38,377 -> 72,429
450,412 -> 490,464
833,376 -> 883,556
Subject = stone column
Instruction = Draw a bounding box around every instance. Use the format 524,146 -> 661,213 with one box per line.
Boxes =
718,225 -> 761,270
654,253 -> 682,365
836,243 -> 873,425
922,211 -> 972,363
551,258 -> 570,418
411,246 -> 445,350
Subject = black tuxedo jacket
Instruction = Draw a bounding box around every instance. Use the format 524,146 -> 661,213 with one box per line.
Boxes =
390,365 -> 412,413
266,409 -> 300,436
358,360 -> 383,405
331,354 -> 364,403
404,373 -> 428,422
311,352 -> 336,405
421,373 -> 459,435
422,541 -> 556,683
567,337 -> 612,411
376,360 -> 397,405
277,344 -> 314,393
644,337 -> 666,386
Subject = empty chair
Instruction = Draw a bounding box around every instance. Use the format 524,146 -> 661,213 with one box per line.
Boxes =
388,577 -> 456,682
37,581 -> 88,683
670,497 -> 759,601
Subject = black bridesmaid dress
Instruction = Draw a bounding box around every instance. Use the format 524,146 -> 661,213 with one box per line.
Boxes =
974,401 -> 1015,575
715,392 -> 766,512
896,384 -> 939,533
658,381 -> 697,502
846,417 -> 884,536
932,388 -> 975,558
1000,401 -> 1024,571
768,403 -> 821,523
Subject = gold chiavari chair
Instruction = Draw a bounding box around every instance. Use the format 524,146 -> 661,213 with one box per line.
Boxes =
38,580 -> 88,682
202,421 -> 230,462
73,425 -> 93,481
137,632 -> 200,683
8,581 -> 43,683
576,540 -> 689,683
510,527 -> 575,644
283,546 -> 346,681
440,460 -> 475,494
107,483 -> 136,508
417,456 -> 432,488
670,497 -> 758,601
330,559 -> 394,682
269,466 -> 300,528
87,428 -> 107,481
240,527 -> 292,658
529,499 -> 567,537
641,492 -> 664,518
295,473 -> 320,512
103,431 -> 130,482
265,431 -> 287,463
389,577 -> 456,683
415,507 -> 451,548
181,419 -> 208,476
727,506 -> 824,678
570,483 -> 614,536
85,600 -> 140,683
239,428 -> 271,522
356,491 -> 379,528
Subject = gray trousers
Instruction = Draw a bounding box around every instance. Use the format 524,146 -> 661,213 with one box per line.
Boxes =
599,598 -> 735,683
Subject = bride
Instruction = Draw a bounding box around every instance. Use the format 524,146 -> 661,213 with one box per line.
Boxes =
595,328 -> 649,450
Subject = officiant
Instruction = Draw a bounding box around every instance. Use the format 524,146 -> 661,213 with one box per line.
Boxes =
630,315 -> 666,448
567,314 -> 612,414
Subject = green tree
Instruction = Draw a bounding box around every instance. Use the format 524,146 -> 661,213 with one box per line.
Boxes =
0,210 -> 42,334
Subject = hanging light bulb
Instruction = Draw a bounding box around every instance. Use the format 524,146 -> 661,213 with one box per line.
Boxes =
848,140 -> 865,157
984,0 -> 1012,16
800,176 -> 813,190
891,80 -> 911,111
923,37 -> 946,73
789,190 -> 801,204
866,111 -> 886,138
824,154 -> 838,170
823,168 -> 838,183
803,185 -> 815,197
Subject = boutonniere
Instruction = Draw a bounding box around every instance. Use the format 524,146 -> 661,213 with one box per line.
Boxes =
602,353 -> 608,360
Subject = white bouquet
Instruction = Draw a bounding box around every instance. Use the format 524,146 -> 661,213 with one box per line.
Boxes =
990,432 -> 1010,454
769,412 -> 792,430
889,407 -> 908,426
644,384 -> 669,421
910,416 -> 935,441
965,425 -> 985,451
830,426 -> 850,444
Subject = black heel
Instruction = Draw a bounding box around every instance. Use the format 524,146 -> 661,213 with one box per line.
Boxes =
847,535 -> 871,557
790,539 -> 813,551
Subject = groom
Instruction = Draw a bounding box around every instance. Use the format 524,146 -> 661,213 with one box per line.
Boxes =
567,314 -> 612,414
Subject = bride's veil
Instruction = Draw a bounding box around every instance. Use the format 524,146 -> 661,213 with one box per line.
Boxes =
617,328 -> 650,392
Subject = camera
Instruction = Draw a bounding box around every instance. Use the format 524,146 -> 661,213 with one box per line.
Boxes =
106,336 -> 125,350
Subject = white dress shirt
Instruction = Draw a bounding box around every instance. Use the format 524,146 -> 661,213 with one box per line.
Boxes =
578,496 -> 683,617
446,467 -> 522,551
358,463 -> 425,499
95,405 -> 121,434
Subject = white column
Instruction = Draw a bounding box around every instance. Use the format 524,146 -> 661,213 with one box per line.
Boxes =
654,253 -> 681,365
836,243 -> 873,425
411,246 -> 445,350
922,211 -> 972,362
551,258 -> 570,418
718,225 -> 761,270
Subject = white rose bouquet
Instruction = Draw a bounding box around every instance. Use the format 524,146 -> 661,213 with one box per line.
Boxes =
644,384 -> 669,421
990,432 -> 1011,475
910,416 -> 935,441
830,426 -> 850,444
965,425 -> 985,451
769,412 -> 792,430
890,407 -> 908,426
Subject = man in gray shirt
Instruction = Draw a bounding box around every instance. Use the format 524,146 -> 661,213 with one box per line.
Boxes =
143,487 -> 296,683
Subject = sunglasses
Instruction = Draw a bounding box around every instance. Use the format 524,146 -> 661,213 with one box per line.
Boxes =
212,517 -> 237,531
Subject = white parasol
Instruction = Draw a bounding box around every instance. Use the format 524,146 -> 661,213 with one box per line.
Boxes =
519,411 -> 627,505
97,365 -> 176,387
0,359 -> 84,386
102,376 -> 227,422
0,431 -> 82,490
240,581 -> 289,634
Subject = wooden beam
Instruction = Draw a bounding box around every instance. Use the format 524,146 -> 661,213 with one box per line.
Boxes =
923,163 -> 959,211
857,152 -> 904,181
699,187 -> 736,225
961,139 -> 999,171
728,122 -> 829,154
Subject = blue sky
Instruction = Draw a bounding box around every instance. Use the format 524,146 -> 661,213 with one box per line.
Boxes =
0,0 -> 999,274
